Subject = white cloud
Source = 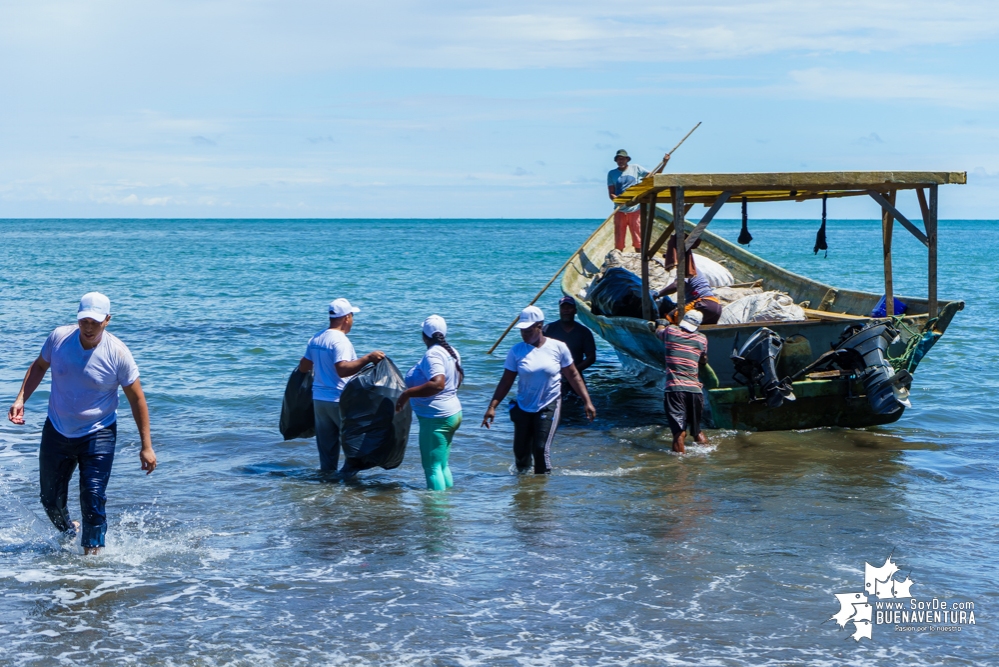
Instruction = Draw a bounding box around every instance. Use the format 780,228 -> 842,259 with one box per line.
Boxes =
2,1 -> 998,73
785,68 -> 999,108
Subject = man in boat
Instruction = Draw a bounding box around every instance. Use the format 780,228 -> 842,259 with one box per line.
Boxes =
7,292 -> 157,555
543,296 -> 597,396
607,150 -> 650,253
655,236 -> 723,325
298,298 -> 385,476
655,309 -> 708,454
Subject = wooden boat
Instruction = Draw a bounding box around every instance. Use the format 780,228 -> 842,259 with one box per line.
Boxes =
560,171 -> 966,431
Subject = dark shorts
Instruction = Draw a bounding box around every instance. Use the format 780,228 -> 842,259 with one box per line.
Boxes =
664,391 -> 702,438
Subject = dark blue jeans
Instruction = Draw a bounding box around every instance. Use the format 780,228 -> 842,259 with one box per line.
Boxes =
39,419 -> 116,548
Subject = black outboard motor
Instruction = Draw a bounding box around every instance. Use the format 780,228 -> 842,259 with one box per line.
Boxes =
834,322 -> 911,415
731,327 -> 796,408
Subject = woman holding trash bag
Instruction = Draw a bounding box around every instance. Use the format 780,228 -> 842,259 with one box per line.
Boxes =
481,306 -> 596,474
396,315 -> 463,491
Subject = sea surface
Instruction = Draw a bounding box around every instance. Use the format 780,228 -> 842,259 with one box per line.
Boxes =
0,218 -> 996,666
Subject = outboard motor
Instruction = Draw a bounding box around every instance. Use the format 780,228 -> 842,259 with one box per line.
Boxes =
834,322 -> 912,415
731,328 -> 796,408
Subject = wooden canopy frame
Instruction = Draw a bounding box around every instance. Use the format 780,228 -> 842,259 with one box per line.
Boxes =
613,171 -> 967,322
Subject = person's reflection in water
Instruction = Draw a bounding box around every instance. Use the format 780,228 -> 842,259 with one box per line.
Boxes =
419,492 -> 454,555
655,462 -> 708,545
509,477 -> 558,548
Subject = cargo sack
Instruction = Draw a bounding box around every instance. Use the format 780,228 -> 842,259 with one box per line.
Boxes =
339,358 -> 412,470
689,254 -> 734,288
718,291 -> 807,325
279,369 -> 315,440
589,267 -> 646,318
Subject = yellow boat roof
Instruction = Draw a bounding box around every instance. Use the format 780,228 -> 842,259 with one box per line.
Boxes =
613,171 -> 967,206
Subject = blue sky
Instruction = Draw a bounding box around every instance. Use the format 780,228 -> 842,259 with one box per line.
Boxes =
1,1 -> 997,218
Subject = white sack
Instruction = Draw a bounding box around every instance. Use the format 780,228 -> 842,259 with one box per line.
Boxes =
719,291 -> 807,325
662,254 -> 735,288
691,254 -> 734,288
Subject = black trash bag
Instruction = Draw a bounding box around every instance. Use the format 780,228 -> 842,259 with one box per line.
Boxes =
279,369 -> 315,440
589,267 -> 645,318
339,358 -> 412,470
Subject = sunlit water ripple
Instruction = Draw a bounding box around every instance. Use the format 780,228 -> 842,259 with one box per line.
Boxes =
1,218 -> 996,665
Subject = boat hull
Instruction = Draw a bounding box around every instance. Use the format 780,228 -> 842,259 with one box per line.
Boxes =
563,213 -> 963,432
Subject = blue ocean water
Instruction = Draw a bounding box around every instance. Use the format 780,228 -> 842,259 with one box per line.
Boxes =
0,218 -> 996,665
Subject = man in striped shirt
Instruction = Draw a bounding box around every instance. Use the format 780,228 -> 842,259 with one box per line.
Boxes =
655,310 -> 708,453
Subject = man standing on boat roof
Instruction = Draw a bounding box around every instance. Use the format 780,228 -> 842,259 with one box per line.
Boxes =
607,149 -> 650,254
298,298 -> 384,476
7,292 -> 157,555
543,296 -> 596,397
655,309 -> 709,454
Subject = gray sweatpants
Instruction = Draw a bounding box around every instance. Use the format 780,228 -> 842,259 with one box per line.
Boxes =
313,400 -> 343,472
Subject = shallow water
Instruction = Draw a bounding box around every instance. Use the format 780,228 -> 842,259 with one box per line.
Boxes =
1,218 -> 996,665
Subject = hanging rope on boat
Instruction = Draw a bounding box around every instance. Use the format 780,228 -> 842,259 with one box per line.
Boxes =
814,193 -> 828,257
738,196 -> 753,245
887,315 -> 938,371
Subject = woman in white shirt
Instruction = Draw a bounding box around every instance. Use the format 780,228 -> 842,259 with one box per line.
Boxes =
396,316 -> 463,491
482,306 -> 596,474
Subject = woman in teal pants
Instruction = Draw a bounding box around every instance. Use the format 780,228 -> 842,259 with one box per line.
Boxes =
396,315 -> 463,490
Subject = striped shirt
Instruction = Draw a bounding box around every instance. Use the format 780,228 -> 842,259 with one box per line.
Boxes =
685,274 -> 715,301
657,325 -> 707,393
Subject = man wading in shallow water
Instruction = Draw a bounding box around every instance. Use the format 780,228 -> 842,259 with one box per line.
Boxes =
655,309 -> 709,454
298,298 -> 384,477
542,296 -> 596,398
7,293 -> 157,555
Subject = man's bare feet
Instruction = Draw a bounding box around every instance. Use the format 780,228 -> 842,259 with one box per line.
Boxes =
672,433 -> 686,454
83,547 -> 102,556
695,432 -> 708,445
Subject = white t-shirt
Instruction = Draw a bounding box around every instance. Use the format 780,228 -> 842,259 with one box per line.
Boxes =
40,325 -> 140,438
404,345 -> 462,419
305,329 -> 357,402
504,338 -> 574,413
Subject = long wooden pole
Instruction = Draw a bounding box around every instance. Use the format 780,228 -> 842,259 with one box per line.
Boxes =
665,121 -> 701,160
673,187 -> 687,317
485,211 -> 614,355
927,184 -> 938,319
485,123 -> 702,354
882,190 -> 896,317
640,201 -> 652,320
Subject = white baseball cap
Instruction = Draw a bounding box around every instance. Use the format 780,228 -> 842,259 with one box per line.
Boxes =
77,292 -> 111,322
679,309 -> 704,332
329,298 -> 360,318
422,315 -> 447,338
514,305 -> 544,329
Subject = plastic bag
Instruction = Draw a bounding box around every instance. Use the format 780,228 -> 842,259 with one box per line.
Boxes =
339,358 -> 412,470
870,295 -> 907,317
279,369 -> 315,440
718,291 -> 807,325
588,267 -> 647,318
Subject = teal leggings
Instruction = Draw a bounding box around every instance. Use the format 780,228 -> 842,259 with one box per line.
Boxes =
418,412 -> 461,491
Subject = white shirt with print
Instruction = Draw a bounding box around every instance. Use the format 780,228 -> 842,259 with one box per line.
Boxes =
504,338 -> 573,413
